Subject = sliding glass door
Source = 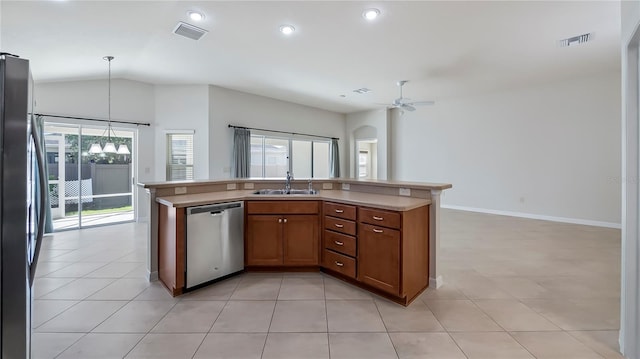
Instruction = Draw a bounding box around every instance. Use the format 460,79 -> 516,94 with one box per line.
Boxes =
44,122 -> 135,230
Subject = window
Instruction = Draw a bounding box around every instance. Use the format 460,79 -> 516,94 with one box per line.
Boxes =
359,150 -> 369,178
250,134 -> 330,178
167,133 -> 194,180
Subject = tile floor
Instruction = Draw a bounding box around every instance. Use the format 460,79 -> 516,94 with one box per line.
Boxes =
32,209 -> 624,358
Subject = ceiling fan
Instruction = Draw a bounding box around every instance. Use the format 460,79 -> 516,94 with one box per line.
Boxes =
382,80 -> 435,112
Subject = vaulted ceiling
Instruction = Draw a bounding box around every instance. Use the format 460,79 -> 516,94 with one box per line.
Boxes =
1,1 -> 621,113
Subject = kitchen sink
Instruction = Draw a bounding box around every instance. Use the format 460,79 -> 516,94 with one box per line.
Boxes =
253,189 -> 318,195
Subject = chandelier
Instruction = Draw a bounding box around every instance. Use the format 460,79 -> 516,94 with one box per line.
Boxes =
88,56 -> 130,155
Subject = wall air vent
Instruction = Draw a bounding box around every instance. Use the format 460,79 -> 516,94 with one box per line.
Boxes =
558,33 -> 593,47
173,22 -> 208,41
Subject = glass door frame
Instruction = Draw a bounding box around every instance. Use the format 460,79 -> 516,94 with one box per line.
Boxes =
44,120 -> 138,230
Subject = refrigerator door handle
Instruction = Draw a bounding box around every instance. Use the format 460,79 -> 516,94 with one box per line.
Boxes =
29,115 -> 46,286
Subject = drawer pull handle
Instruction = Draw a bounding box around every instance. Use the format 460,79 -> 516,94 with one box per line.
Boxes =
335,209 -> 344,213
278,218 -> 282,223
284,218 -> 288,223
334,241 -> 344,246
373,216 -> 384,221
334,223 -> 344,228
373,228 -> 384,233
335,261 -> 344,267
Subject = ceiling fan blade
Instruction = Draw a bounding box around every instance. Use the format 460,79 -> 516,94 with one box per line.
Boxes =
401,104 -> 416,111
411,100 -> 435,106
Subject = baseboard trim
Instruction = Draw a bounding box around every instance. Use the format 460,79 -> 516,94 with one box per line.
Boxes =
136,216 -> 150,223
429,275 -> 443,289
441,204 -> 621,229
148,270 -> 158,282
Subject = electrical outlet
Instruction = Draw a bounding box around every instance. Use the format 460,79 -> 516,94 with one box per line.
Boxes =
322,183 -> 333,190
244,183 -> 255,189
174,187 -> 187,195
399,188 -> 411,196
342,183 -> 350,190
227,183 -> 237,190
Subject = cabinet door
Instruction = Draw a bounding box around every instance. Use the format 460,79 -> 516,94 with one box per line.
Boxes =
246,215 -> 283,266
283,215 -> 319,266
358,223 -> 401,295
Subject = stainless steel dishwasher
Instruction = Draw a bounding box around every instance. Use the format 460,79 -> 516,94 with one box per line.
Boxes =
185,201 -> 244,290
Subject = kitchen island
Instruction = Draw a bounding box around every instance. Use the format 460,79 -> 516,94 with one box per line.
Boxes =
139,178 -> 451,305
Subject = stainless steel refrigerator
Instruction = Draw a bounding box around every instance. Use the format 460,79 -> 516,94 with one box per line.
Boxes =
1,54 -> 46,358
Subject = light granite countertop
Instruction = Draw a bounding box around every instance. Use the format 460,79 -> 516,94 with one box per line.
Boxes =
141,177 -> 452,191
156,189 -> 431,212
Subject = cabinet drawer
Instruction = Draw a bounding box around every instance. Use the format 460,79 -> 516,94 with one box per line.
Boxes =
324,216 -> 356,236
324,230 -> 356,257
323,249 -> 356,279
324,202 -> 356,221
359,223 -> 401,240
246,201 -> 319,214
358,207 -> 401,229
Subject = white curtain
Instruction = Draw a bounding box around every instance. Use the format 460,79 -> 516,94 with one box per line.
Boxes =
330,138 -> 340,178
232,128 -> 251,178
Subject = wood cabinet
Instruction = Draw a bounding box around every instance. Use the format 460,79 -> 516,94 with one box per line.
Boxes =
246,201 -> 320,267
157,197 -> 430,305
356,205 -> 430,303
322,202 -> 358,279
283,215 -> 319,265
245,215 -> 282,266
358,223 -> 401,294
158,203 -> 186,296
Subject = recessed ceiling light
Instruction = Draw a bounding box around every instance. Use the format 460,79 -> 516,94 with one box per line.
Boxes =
363,8 -> 380,21
279,25 -> 295,35
188,11 -> 204,22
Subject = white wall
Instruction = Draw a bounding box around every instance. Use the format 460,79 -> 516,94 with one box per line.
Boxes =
34,79 -> 156,221
153,85 -> 209,180
394,72 -> 621,226
208,85 -> 346,179
621,1 -> 640,357
346,109 -> 388,179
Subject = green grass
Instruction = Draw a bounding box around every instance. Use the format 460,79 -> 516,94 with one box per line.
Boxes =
66,205 -> 132,216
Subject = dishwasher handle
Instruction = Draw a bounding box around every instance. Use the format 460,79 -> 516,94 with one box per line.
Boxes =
187,201 -> 243,215
210,211 -> 223,216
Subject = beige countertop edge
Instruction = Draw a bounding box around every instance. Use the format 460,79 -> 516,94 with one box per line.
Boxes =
139,178 -> 452,191
156,190 -> 432,212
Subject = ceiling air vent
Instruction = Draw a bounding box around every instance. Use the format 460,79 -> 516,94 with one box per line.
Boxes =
173,22 -> 208,41
353,88 -> 372,94
558,33 -> 593,47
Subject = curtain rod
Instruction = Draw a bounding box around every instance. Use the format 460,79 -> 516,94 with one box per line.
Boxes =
228,124 -> 338,140
32,113 -> 151,127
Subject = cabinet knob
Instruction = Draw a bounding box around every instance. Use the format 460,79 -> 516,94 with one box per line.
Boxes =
373,216 -> 384,221
278,218 -> 282,223
334,223 -> 344,228
373,228 -> 384,233
335,261 -> 344,267
335,209 -> 344,213
334,241 -> 344,246
284,218 -> 288,223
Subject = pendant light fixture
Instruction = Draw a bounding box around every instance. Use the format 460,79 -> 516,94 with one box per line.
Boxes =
88,56 -> 130,155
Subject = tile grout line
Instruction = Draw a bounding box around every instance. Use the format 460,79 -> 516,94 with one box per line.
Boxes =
322,276 -> 331,359
371,298 -> 400,359
259,275 -> 282,359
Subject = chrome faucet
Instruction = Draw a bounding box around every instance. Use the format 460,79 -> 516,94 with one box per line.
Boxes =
285,171 -> 293,193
